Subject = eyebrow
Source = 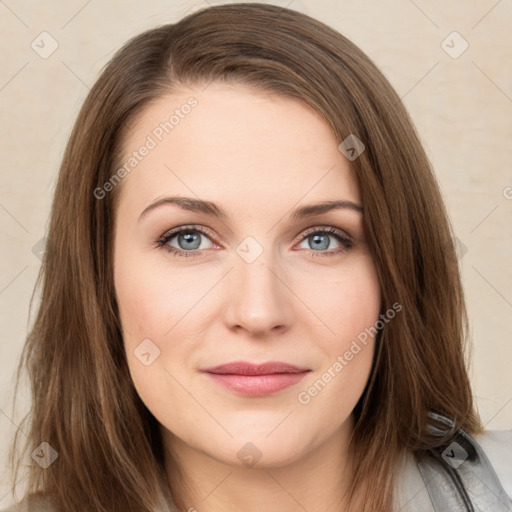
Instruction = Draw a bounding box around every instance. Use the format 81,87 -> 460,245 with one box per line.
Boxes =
138,196 -> 363,222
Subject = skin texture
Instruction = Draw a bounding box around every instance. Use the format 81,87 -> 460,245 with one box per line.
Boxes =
113,83 -> 381,512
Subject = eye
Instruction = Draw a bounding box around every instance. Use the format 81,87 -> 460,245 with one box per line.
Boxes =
156,225 -> 217,257
295,226 -> 353,256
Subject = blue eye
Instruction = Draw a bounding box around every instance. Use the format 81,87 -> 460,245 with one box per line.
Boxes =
296,227 -> 352,256
157,226 -> 214,257
156,225 -> 353,258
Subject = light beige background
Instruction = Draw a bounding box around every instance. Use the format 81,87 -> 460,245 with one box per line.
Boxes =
1,0 -> 511,504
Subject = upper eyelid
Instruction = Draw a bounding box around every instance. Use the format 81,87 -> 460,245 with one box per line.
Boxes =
161,224 -> 218,244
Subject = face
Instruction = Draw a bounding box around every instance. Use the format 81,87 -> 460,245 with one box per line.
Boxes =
113,83 -> 381,470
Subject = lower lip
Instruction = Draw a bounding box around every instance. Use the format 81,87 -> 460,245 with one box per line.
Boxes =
204,372 -> 309,396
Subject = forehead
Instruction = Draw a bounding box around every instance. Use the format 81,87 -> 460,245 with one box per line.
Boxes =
116,83 -> 360,217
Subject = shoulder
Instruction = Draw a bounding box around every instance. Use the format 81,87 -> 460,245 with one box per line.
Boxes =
1,493 -> 56,512
394,429 -> 512,511
473,428 -> 512,498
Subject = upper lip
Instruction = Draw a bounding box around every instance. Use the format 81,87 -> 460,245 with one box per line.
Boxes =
202,361 -> 310,375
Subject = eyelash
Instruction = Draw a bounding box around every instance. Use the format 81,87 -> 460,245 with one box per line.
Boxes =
155,224 -> 353,258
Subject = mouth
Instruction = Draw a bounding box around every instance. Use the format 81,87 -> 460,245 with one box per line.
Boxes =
201,361 -> 311,397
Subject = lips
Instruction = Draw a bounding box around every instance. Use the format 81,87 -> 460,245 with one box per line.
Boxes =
203,361 -> 309,375
201,361 -> 311,396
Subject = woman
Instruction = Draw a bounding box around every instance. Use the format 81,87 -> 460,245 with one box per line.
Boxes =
5,3 -> 512,511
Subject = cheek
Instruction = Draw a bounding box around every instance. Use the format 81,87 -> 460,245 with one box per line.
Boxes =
114,252 -> 176,387
114,251 -> 211,409
114,250 -> 195,344
295,255 -> 381,409
304,254 -> 381,344
115,270 -> 162,349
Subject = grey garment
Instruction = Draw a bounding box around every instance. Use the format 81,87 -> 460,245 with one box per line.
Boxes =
395,429 -> 512,511
3,430 -> 512,512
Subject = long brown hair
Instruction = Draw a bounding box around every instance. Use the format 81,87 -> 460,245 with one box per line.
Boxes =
8,3 -> 483,511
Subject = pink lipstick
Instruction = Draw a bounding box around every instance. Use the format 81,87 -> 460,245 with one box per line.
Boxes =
201,361 -> 310,397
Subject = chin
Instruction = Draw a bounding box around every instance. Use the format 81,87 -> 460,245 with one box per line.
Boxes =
228,434 -> 309,469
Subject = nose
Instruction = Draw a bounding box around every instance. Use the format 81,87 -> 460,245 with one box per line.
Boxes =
223,252 -> 294,337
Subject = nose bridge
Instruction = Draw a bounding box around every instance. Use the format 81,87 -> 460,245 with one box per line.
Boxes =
235,234 -> 280,306
225,234 -> 292,334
